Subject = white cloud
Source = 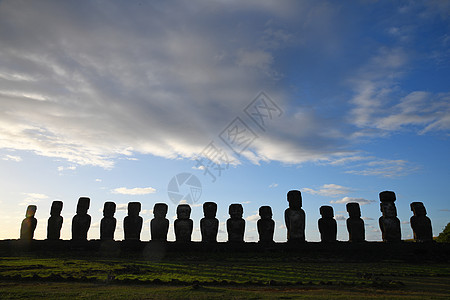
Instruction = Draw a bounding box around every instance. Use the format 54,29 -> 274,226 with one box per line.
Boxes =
345,158 -> 419,178
91,222 -> 100,229
2,154 -> 22,162
95,179 -> 102,182
116,204 -> 128,211
269,183 -> 278,188
335,215 -> 346,221
303,184 -> 352,197
111,187 -> 156,195
57,165 -> 76,172
23,193 -> 48,200
348,46 -> 450,137
0,1 -> 447,173
330,196 -> 375,205
0,1 -> 356,169
246,214 -> 260,222
20,193 -> 49,206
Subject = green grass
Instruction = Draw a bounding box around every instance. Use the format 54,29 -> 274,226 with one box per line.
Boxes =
0,254 -> 449,299
1,282 -> 450,299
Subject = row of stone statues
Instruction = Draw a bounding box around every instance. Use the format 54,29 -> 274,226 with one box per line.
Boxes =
20,190 -> 433,243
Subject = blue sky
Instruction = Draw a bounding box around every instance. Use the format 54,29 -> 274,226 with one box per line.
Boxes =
0,0 -> 449,242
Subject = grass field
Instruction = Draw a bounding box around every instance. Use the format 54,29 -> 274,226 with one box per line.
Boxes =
0,252 -> 449,299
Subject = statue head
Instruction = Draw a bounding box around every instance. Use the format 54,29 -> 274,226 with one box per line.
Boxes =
76,197 -> 90,214
379,191 -> 397,217
103,201 -> 116,218
203,202 -> 217,218
287,190 -> 302,210
346,202 -> 361,218
50,201 -> 63,216
380,202 -> 397,217
26,205 -> 37,218
177,204 -> 191,219
153,203 -> 168,218
379,191 -> 396,202
259,206 -> 272,219
320,205 -> 334,218
410,202 -> 426,216
229,203 -> 243,219
128,202 -> 141,217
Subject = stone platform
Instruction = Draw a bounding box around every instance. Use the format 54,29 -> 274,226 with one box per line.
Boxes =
0,240 -> 448,262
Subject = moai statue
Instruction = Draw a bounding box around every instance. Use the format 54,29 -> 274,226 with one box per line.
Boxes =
410,202 -> 433,242
379,191 -> 401,242
346,202 -> 365,242
100,202 -> 116,240
257,206 -> 275,243
284,190 -> 306,242
72,197 -> 91,240
47,201 -> 63,240
200,202 -> 219,242
174,204 -> 193,242
227,203 -> 245,242
318,205 -> 337,242
123,202 -> 143,241
150,203 -> 169,241
20,205 -> 37,240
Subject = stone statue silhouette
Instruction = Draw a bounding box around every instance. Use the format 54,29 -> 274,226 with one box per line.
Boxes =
20,205 -> 37,240
227,203 -> 245,242
100,202 -> 116,240
257,206 -> 275,243
200,202 -> 219,242
174,204 -> 193,242
150,203 -> 169,241
318,205 -> 337,242
72,197 -> 91,240
284,190 -> 306,242
346,202 -> 365,242
410,202 -> 433,242
47,201 -> 63,240
124,202 -> 143,241
379,191 -> 401,242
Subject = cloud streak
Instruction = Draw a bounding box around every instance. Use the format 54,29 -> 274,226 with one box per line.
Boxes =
330,197 -> 375,205
303,184 -> 352,197
111,187 -> 156,195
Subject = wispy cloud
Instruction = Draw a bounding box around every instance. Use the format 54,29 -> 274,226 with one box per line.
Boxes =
20,193 -> 49,206
2,154 -> 22,162
330,196 -> 375,205
57,165 -> 76,172
345,159 -> 419,178
111,187 -> 156,195
0,1 -> 361,169
116,204 -> 128,211
303,184 -> 352,197
246,214 -> 260,222
269,183 -> 278,188
348,45 -> 450,137
335,215 -> 346,221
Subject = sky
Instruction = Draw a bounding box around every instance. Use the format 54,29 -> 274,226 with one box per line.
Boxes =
0,0 -> 449,242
